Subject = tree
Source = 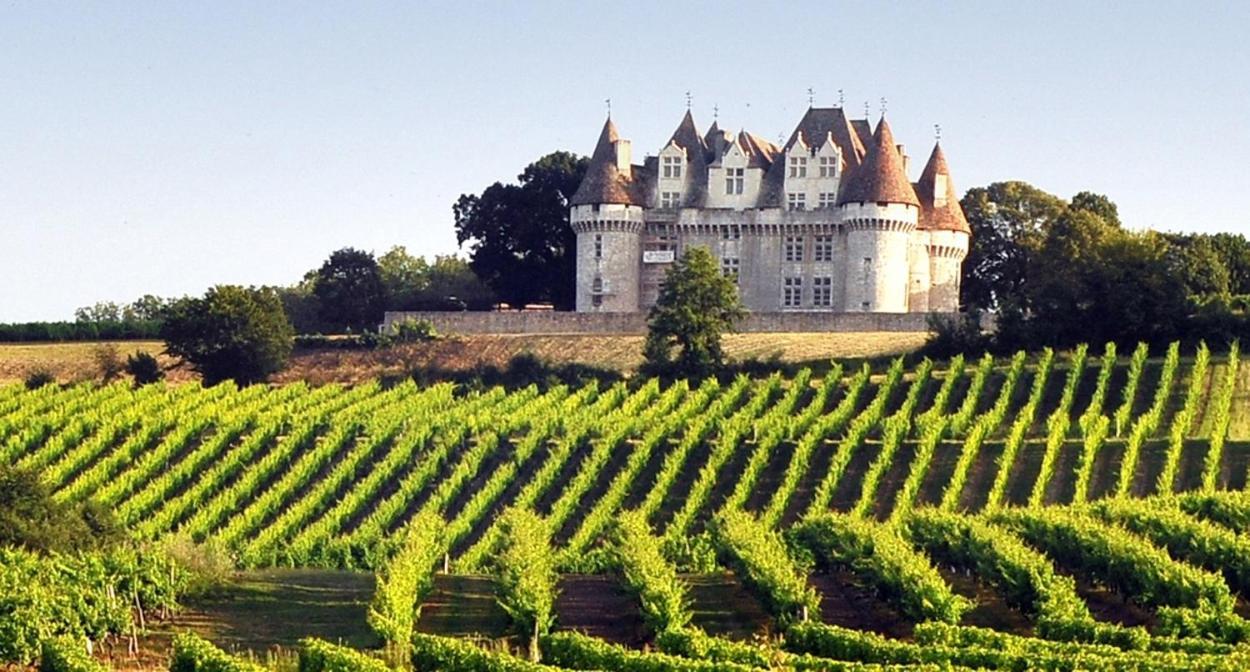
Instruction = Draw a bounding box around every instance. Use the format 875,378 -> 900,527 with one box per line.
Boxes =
959,181 -> 1067,311
642,247 -> 745,377
161,285 -> 294,385
377,247 -> 495,310
313,248 -> 386,332
74,301 -> 122,324
453,151 -> 587,309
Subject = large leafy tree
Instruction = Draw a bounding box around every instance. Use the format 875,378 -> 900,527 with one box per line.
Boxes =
453,151 -> 587,310
313,247 -> 387,332
377,246 -> 495,310
642,247 -> 745,378
161,285 -> 294,385
959,181 -> 1067,311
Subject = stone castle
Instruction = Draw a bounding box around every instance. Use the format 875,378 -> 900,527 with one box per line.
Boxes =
568,106 -> 971,313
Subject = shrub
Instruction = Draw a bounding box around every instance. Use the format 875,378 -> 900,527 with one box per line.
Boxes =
24,368 -> 56,390
169,633 -> 266,672
39,637 -> 106,672
90,344 -> 123,383
124,351 -> 164,385
388,317 -> 438,343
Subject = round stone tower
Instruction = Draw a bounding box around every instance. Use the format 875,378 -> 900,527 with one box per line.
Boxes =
570,117 -> 644,312
838,117 -> 920,313
913,142 -> 971,312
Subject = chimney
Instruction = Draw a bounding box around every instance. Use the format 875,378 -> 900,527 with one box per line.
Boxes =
897,144 -> 909,176
614,139 -> 632,175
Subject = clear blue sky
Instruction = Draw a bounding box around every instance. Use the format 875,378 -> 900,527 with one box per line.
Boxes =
2,2 -> 1247,321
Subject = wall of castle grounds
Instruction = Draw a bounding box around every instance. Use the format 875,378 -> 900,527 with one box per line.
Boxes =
382,310 -> 973,335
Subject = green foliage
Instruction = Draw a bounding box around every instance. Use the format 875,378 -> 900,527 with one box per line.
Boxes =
542,631 -> 753,672
453,151 -> 587,310
609,510 -> 691,634
709,509 -> 820,626
297,638 -> 391,672
0,464 -> 124,553
125,351 -> 165,385
161,285 -> 294,385
39,637 -> 106,672
641,246 -> 745,378
378,247 -> 495,311
411,633 -> 552,671
367,510 -> 445,647
312,247 -> 386,333
1,546 -> 190,664
493,508 -> 558,661
794,513 -> 970,624
169,633 -> 266,672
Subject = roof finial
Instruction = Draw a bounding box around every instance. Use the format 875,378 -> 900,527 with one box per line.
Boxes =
838,88 -> 845,107
605,98 -> 611,118
807,87 -> 814,108
685,91 -> 692,110
713,104 -> 719,121
880,97 -> 888,117
934,124 -> 942,142
864,100 -> 870,119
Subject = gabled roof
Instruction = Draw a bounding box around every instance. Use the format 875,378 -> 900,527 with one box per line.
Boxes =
914,142 -> 970,233
837,117 -> 920,206
704,121 -> 732,160
570,117 -> 644,206
666,110 -> 709,208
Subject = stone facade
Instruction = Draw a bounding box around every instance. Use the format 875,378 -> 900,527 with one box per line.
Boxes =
569,107 -> 972,315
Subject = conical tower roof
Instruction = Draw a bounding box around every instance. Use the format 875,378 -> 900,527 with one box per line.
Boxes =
837,117 -> 919,206
914,142 -> 970,233
571,117 -> 638,206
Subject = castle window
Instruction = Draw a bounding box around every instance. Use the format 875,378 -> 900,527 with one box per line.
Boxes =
594,234 -> 603,260
721,225 -> 740,240
813,276 -> 833,307
787,193 -> 806,211
660,191 -> 682,209
861,301 -> 871,311
725,168 -> 744,195
784,236 -> 804,262
814,235 -> 834,262
788,156 -> 807,178
783,277 -> 803,308
818,192 -> 836,209
592,276 -> 604,293
662,156 -> 683,179
819,156 -> 837,178
721,257 -> 739,280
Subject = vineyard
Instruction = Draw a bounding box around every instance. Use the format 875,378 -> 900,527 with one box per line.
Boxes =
8,341 -> 1250,670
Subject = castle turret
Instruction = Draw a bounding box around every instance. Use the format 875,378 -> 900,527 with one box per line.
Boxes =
914,142 -> 971,312
837,117 -> 920,312
570,117 -> 646,312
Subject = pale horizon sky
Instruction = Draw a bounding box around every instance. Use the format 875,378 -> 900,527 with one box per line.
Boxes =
2,2 -> 1248,321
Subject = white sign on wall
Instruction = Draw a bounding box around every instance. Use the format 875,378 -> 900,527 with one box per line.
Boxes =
643,250 -> 675,264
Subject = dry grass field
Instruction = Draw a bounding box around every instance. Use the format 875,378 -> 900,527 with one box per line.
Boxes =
0,332 -> 929,385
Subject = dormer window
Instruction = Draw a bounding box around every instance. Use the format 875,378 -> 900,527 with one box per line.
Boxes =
660,191 -> 682,209
819,156 -> 837,178
662,156 -> 683,179
789,156 -> 808,178
725,168 -> 744,195
787,193 -> 806,212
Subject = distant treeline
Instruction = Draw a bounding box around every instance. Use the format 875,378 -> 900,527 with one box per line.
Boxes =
0,320 -> 162,343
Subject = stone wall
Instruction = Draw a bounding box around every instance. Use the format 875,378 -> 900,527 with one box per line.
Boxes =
382,310 -> 958,335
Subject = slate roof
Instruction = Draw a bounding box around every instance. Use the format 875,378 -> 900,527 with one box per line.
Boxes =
570,117 -> 645,206
666,110 -> 709,208
913,142 -> 970,233
759,107 -> 868,207
851,119 -> 873,148
837,117 -> 920,206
